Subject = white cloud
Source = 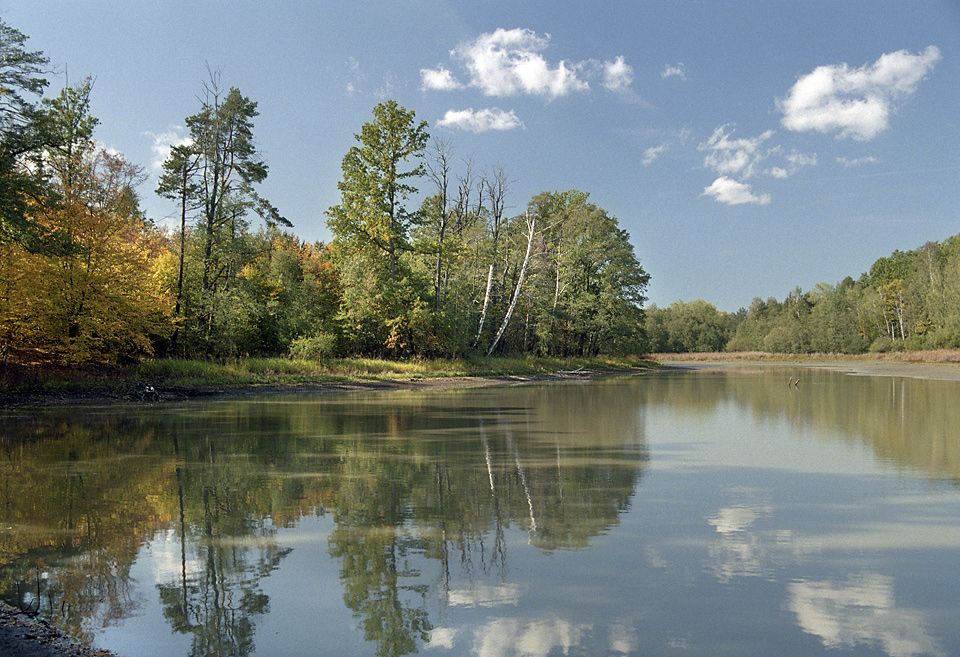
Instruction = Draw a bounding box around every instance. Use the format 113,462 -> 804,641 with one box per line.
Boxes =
642,144 -> 667,166
427,28 -> 629,99
602,56 -> 634,91
452,28 -> 586,97
436,108 -> 524,133
779,46 -> 940,141
786,151 -> 818,168
661,63 -> 687,80
143,126 -> 191,172
837,156 -> 879,167
420,65 -> 462,91
702,176 -> 771,205
766,150 -> 818,178
698,125 -> 775,179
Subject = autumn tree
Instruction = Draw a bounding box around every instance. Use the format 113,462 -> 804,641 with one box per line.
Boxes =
0,81 -> 172,362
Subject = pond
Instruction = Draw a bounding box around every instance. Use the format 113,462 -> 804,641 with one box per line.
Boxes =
1,365 -> 959,657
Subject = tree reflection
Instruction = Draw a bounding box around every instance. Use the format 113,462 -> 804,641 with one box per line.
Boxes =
156,430 -> 290,657
0,381 -> 649,656
324,383 -> 648,655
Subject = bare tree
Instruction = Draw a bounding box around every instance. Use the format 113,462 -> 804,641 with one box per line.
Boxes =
426,137 -> 452,307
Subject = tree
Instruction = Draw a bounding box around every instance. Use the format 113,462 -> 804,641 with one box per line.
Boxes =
186,75 -> 289,292
486,211 -> 536,356
156,73 -> 289,354
0,19 -> 59,251
0,82 -> 173,362
156,144 -> 201,353
327,100 -> 429,283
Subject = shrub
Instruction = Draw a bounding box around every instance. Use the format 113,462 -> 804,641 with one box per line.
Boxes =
288,332 -> 340,359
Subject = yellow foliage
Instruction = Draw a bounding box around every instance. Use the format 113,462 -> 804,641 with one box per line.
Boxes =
1,147 -> 175,363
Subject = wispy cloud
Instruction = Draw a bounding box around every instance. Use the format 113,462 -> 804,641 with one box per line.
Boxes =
435,108 -> 524,133
837,156 -> 879,168
661,63 -> 687,80
422,28 -> 631,98
699,125 -> 775,179
702,176 -> 771,206
643,144 -> 667,166
143,126 -> 191,172
778,46 -> 940,141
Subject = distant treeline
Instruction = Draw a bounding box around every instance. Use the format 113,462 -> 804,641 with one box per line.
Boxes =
647,235 -> 960,354
0,20 -> 648,364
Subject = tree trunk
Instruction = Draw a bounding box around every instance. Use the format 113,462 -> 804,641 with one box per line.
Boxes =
486,213 -> 535,357
473,264 -> 494,348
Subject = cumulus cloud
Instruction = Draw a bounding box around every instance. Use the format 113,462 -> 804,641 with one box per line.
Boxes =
702,176 -> 771,205
425,28 -> 630,99
661,63 -> 687,80
779,46 -> 940,141
436,108 -> 524,133
420,65 -> 462,91
699,125 -> 775,179
143,127 -> 191,172
451,28 -> 585,97
602,56 -> 634,91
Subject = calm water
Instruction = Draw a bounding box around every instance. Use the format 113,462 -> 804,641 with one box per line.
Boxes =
2,366 -> 960,657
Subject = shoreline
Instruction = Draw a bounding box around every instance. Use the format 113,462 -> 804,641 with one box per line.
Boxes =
658,358 -> 960,382
0,369 -> 621,410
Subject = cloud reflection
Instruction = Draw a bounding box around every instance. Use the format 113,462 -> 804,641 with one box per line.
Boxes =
788,574 -> 945,657
707,503 -> 774,582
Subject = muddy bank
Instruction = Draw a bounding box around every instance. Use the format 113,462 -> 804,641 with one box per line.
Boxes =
0,369 -> 619,410
0,602 -> 116,657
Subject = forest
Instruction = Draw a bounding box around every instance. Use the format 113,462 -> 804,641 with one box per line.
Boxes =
3,18 -> 955,367
647,238 -> 960,355
0,20 -> 649,365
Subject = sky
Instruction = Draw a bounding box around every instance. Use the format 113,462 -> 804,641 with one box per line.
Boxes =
4,0 -> 959,311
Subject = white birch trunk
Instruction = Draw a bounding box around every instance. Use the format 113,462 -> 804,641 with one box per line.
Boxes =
486,213 -> 535,357
473,263 -> 495,348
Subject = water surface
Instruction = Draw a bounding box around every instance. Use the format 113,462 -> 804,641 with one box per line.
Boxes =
1,366 -> 959,656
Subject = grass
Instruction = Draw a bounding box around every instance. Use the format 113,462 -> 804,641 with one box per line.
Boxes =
138,354 -> 657,383
1,354 -> 657,403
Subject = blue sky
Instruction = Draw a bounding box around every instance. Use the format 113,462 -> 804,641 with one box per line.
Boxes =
5,1 -> 958,310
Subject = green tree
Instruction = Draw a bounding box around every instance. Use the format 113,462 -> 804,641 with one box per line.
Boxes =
327,100 -> 429,284
157,74 -> 289,355
0,19 -> 60,251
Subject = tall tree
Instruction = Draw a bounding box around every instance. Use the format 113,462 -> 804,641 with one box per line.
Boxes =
184,74 -> 289,295
327,100 -> 429,283
0,19 -> 58,251
156,73 -> 289,352
156,143 -> 201,353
